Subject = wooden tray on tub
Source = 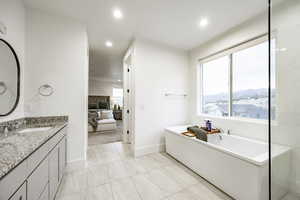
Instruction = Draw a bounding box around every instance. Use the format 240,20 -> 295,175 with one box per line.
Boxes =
200,127 -> 221,134
181,127 -> 220,137
181,132 -> 196,137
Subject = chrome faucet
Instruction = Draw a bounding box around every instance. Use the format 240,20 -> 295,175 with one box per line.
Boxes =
0,125 -> 9,137
218,134 -> 223,140
219,129 -> 231,140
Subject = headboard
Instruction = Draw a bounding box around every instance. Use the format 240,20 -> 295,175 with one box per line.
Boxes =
88,95 -> 110,109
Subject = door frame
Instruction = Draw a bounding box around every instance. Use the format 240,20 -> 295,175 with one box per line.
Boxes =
122,45 -> 135,144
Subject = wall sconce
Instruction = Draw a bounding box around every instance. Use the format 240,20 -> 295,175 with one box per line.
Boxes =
38,84 -> 54,96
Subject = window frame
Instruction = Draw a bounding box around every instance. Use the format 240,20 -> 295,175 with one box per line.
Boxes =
197,35 -> 274,123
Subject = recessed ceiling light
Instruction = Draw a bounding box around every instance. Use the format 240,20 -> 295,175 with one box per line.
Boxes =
199,18 -> 209,27
113,8 -> 123,19
117,79 -> 121,82
105,41 -> 113,47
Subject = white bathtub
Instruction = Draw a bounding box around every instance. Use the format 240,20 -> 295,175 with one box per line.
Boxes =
165,126 -> 291,200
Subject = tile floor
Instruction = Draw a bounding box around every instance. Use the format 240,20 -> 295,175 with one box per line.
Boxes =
56,142 -> 233,200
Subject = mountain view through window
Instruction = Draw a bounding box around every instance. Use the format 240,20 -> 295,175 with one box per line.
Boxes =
201,40 -> 276,120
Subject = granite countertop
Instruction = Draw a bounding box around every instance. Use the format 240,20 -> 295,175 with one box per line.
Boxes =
0,122 -> 67,180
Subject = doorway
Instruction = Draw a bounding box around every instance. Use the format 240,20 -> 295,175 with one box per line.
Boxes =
87,81 -> 124,146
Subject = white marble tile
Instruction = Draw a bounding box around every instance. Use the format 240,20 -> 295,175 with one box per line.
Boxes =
161,165 -> 199,188
115,142 -> 131,154
57,142 -> 234,200
132,174 -> 168,200
135,155 -> 163,171
111,177 -> 142,200
57,170 -> 88,196
123,158 -> 148,174
119,151 -> 133,160
145,168 -> 183,195
97,143 -> 119,153
65,160 -> 88,174
87,147 -> 98,159
188,183 -> 232,200
148,153 -> 176,166
96,151 -> 121,164
87,163 -> 109,187
108,160 -> 134,180
85,184 -> 114,200
167,190 -> 200,200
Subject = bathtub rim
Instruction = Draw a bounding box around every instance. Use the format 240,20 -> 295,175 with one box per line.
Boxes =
165,125 -> 290,167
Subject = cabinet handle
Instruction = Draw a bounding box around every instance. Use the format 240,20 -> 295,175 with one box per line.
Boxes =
19,196 -> 22,200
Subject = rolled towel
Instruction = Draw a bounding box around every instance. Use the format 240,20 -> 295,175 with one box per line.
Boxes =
188,127 -> 208,142
187,125 -> 199,132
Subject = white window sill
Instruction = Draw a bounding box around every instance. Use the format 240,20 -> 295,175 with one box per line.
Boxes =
196,113 -> 277,126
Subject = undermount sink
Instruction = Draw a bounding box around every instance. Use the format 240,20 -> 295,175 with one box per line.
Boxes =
18,127 -> 53,134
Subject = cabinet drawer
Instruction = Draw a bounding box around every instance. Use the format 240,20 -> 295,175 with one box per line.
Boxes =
38,184 -> 48,200
59,137 -> 66,180
49,146 -> 59,200
0,161 -> 27,200
27,126 -> 66,174
27,141 -> 50,174
8,182 -> 26,200
27,158 -> 48,200
48,127 -> 66,152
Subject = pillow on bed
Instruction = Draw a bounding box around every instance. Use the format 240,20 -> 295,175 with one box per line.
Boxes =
101,110 -> 113,119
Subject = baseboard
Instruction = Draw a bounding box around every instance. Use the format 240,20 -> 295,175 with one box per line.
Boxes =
66,158 -> 87,172
134,143 -> 166,157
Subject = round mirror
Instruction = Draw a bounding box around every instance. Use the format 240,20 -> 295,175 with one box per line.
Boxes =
0,39 -> 20,116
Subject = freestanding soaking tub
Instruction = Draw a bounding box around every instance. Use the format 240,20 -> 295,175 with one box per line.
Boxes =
165,126 -> 291,200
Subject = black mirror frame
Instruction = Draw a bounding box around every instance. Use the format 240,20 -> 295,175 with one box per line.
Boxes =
0,38 -> 20,117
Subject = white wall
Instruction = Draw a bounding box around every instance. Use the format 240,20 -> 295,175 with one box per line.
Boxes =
133,38 -> 189,156
189,1 -> 300,195
89,77 -> 122,96
0,0 -> 25,122
25,8 -> 89,162
270,1 -> 300,196
189,12 -> 269,141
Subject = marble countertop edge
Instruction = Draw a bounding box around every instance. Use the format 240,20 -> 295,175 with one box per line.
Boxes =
0,122 -> 68,181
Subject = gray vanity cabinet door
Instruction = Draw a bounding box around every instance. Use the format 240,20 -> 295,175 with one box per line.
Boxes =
8,182 -> 26,200
0,161 -> 27,200
58,137 -> 66,181
48,146 -> 59,200
38,184 -> 49,200
27,158 -> 48,200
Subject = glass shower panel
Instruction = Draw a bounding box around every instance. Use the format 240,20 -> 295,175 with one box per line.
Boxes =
271,0 -> 300,199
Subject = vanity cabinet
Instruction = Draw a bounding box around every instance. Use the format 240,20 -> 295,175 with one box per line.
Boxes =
0,126 -> 67,200
38,185 -> 49,200
58,138 -> 66,180
49,147 -> 59,200
8,182 -> 26,200
27,157 -> 49,200
49,137 -> 66,200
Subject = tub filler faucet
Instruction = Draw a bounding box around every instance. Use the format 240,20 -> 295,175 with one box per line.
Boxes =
218,133 -> 223,140
227,129 -> 231,135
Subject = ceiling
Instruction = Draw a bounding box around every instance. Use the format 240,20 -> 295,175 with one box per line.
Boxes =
23,0 -> 269,82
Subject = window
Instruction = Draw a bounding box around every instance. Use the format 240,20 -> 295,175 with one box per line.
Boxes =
113,88 -> 123,97
202,56 -> 230,117
199,38 -> 276,120
111,88 -> 123,108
